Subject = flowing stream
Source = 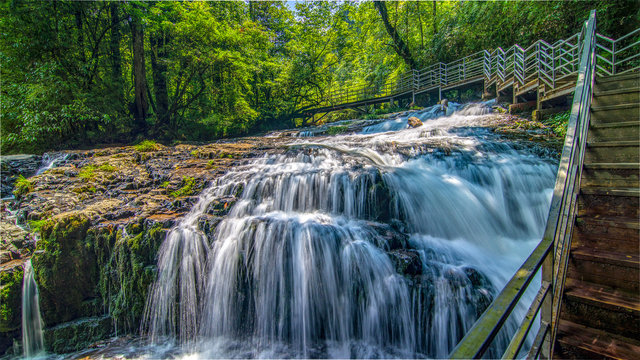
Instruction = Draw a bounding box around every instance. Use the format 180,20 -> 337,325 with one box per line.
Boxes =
22,259 -> 45,357
116,102 -> 556,358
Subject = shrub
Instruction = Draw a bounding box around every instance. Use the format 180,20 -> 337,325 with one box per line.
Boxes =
134,140 -> 161,152
13,175 -> 33,196
543,111 -> 570,138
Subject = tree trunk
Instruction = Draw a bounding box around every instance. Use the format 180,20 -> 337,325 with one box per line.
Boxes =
373,1 -> 417,69
130,15 -> 149,133
75,8 -> 85,63
417,1 -> 424,48
109,3 -> 123,102
150,31 -> 170,132
433,1 -> 437,36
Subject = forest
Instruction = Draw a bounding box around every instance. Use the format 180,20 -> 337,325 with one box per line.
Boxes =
1,0 -> 638,154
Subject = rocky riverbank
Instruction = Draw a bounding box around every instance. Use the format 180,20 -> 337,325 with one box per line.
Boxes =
0,112 -> 562,355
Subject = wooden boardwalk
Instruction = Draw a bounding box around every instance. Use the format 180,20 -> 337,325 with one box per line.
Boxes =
303,26 -> 638,118
445,11 -> 640,359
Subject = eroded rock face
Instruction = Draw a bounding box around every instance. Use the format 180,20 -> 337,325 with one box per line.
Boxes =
0,140 -> 281,354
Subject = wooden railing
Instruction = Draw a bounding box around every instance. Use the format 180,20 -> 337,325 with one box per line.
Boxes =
318,16 -> 638,109
448,10 -> 598,359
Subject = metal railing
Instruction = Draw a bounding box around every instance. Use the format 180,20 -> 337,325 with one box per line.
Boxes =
448,10 -> 598,359
317,16 -> 639,109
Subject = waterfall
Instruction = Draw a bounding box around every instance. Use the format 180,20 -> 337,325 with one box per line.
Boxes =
35,153 -> 68,175
22,259 -> 44,357
142,104 -> 557,358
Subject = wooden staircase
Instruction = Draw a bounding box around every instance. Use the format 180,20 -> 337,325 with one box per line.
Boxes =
554,72 -> 640,359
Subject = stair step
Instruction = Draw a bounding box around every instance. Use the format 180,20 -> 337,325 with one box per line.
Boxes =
593,87 -> 640,106
555,319 -> 640,360
595,73 -> 640,92
574,216 -> 640,254
590,103 -> 640,123
582,162 -> 640,188
594,87 -> 640,97
588,121 -> 640,142
578,188 -> 639,218
596,73 -> 640,84
585,141 -> 639,163
561,278 -> 639,339
585,163 -> 640,169
591,103 -> 639,112
567,247 -> 640,293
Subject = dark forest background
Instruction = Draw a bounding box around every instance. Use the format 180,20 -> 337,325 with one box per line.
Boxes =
1,0 -> 638,153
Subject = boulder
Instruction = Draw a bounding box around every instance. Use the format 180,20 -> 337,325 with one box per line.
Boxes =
407,116 -> 423,128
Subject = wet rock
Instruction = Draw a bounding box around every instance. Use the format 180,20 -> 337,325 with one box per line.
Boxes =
205,196 -> 237,217
43,315 -> 113,354
0,154 -> 42,198
388,249 -> 422,276
198,214 -> 223,238
367,222 -> 408,250
407,116 -> 423,128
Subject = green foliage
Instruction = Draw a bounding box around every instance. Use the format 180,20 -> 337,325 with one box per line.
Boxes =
543,111 -> 570,138
13,175 -> 34,196
29,219 -> 51,234
0,0 -> 635,153
134,140 -> 161,152
327,125 -> 349,135
170,176 -> 197,197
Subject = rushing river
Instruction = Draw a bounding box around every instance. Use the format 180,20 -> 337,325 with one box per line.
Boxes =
75,102 -> 557,359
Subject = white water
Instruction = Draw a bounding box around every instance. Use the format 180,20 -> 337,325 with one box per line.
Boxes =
35,153 -> 68,175
22,259 -> 45,357
132,102 -> 557,358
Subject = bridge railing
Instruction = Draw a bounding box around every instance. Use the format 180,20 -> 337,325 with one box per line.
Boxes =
596,27 -> 640,75
448,10 -> 597,359
316,15 -> 639,110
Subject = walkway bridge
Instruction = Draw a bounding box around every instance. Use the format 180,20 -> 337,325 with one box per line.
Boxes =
302,18 -> 639,120
442,11 -> 639,360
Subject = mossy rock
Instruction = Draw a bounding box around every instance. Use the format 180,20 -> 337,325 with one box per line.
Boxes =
95,222 -> 167,332
43,315 -> 113,353
0,263 -> 23,333
32,213 -> 97,326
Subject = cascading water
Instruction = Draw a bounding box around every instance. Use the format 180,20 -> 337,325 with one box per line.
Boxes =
35,153 -> 68,175
22,259 -> 44,357
141,101 -> 557,358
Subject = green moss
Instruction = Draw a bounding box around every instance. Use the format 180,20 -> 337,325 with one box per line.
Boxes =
72,185 -> 97,194
327,125 -> 349,135
78,166 -> 96,180
98,164 -> 116,172
78,164 -> 117,181
160,181 -> 170,188
13,174 -> 34,196
190,150 -> 199,158
0,267 -> 23,332
134,140 -> 161,152
29,219 -> 51,233
32,213 -> 95,325
170,176 -> 197,198
206,160 -> 217,170
96,222 -> 166,332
